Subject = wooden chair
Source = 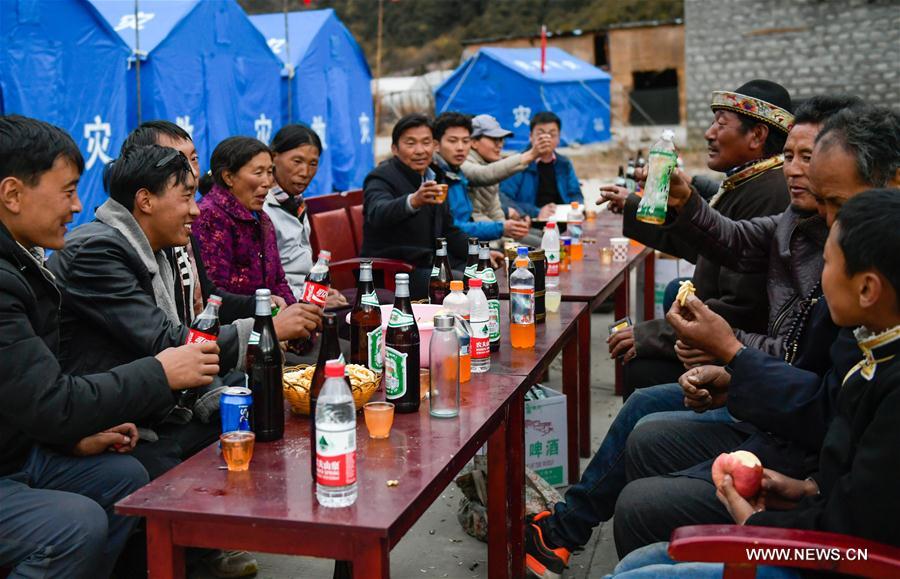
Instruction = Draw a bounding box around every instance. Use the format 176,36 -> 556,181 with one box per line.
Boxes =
305,189 -> 363,215
669,525 -> 900,578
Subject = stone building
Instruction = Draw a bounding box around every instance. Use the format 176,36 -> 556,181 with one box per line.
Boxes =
685,0 -> 900,143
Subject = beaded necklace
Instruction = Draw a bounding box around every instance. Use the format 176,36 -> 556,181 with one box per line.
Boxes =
782,280 -> 823,365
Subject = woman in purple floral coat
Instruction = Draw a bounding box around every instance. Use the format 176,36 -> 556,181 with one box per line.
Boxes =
194,137 -> 297,305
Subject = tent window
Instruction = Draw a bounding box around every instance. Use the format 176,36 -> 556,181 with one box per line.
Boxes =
629,69 -> 679,125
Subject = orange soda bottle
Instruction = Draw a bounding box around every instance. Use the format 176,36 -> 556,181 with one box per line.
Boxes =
567,201 -> 584,261
509,256 -> 536,349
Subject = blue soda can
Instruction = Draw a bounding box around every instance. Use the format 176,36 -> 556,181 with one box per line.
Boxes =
220,387 -> 253,433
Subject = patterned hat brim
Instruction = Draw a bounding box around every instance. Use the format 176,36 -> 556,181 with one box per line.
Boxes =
710,91 -> 795,133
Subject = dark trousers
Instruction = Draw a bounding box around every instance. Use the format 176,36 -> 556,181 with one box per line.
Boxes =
0,446 -> 148,579
613,419 -> 750,557
622,357 -> 685,399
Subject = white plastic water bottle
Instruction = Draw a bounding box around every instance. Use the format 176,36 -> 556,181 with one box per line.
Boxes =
315,359 -> 358,507
541,223 -> 561,312
467,278 -> 491,373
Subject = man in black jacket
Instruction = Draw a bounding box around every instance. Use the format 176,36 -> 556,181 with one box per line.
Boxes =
603,80 -> 793,395
361,113 -> 471,299
0,116 -> 218,578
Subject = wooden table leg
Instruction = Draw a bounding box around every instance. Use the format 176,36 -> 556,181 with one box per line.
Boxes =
613,275 -> 629,397
352,537 -> 389,578
562,331 -> 580,483
506,390 -> 526,579
488,412 -> 510,578
577,310 -> 591,458
643,251 -> 656,322
147,518 -> 185,579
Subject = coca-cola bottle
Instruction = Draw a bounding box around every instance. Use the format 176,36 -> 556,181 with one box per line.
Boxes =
179,295 -> 222,409
350,262 -> 383,372
309,312 -> 343,479
247,289 -> 285,442
429,238 -> 452,305
463,237 -> 479,290
300,250 -> 332,308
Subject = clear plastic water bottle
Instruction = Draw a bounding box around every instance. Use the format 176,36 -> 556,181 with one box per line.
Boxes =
541,223 -> 561,312
442,280 -> 471,383
636,129 -> 678,225
315,359 -> 358,507
467,278 -> 491,373
429,314 -> 460,418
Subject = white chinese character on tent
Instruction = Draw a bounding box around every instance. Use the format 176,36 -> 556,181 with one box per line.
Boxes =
593,117 -> 605,132
83,115 -> 112,170
358,113 -> 372,145
267,38 -> 286,55
114,12 -> 155,32
512,105 -> 532,128
254,114 -> 273,143
175,116 -> 194,139
311,115 -> 328,150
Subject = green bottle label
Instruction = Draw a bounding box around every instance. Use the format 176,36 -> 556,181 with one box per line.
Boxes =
388,308 -> 416,328
480,268 -> 497,284
361,291 -> 380,307
368,326 -> 384,372
430,266 -> 439,278
488,299 -> 501,342
384,346 -> 408,399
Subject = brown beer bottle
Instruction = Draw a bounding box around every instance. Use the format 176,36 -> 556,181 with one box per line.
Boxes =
309,312 -> 343,479
247,289 -> 285,442
463,237 -> 479,290
350,262 -> 383,372
477,243 -> 501,352
384,273 -> 420,413
429,238 -> 452,305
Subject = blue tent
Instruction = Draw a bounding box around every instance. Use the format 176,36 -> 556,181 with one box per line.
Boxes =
89,0 -> 283,174
250,9 -> 374,196
435,47 -> 612,149
0,0 -> 131,226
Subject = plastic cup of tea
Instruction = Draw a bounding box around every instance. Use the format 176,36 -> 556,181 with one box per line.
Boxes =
435,184 -> 448,203
600,246 -> 614,265
364,401 -> 395,439
610,237 -> 630,262
220,431 -> 255,472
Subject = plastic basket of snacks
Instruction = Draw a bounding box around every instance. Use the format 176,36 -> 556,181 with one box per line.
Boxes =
283,364 -> 380,415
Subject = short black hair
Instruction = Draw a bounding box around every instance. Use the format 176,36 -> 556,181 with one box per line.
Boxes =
816,105 -> 900,188
198,136 -> 272,196
0,115 -> 84,185
106,145 -> 194,212
530,111 -> 561,131
736,115 -> 788,158
271,123 -> 322,155
835,188 -> 900,310
433,112 -> 472,141
121,120 -> 192,154
391,113 -> 433,146
793,94 -> 865,126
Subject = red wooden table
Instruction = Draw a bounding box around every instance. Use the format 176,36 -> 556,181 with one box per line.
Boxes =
500,211 -> 654,460
118,372 -> 528,579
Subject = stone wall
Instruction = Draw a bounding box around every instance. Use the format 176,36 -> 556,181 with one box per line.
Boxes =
685,0 -> 900,143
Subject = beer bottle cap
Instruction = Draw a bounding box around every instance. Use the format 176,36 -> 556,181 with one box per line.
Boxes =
469,278 -> 482,288
450,280 -> 464,291
324,359 -> 345,378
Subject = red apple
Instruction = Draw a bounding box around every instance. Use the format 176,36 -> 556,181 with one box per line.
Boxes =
711,450 -> 763,498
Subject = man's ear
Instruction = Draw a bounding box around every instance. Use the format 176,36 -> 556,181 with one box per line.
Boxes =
0,176 -> 24,214
133,188 -> 154,216
390,144 -> 398,158
857,271 -> 883,310
749,123 -> 769,154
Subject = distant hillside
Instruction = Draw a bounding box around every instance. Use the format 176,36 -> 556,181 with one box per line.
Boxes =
239,0 -> 683,75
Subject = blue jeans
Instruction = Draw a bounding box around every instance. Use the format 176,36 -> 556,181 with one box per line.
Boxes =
0,445 -> 148,579
606,541 -> 801,578
542,382 -> 733,550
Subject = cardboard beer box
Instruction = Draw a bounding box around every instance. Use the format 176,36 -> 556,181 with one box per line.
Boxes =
524,385 -> 568,487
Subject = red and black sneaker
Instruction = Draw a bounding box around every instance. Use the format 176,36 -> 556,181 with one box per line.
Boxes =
525,511 -> 571,578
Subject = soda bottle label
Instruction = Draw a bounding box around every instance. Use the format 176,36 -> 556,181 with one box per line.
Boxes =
464,264 -> 478,279
301,281 -> 329,307
367,326 -> 384,372
388,308 -> 415,328
315,424 -> 357,487
430,266 -> 439,278
511,287 -> 535,324
479,268 -> 497,284
636,149 -> 678,224
361,291 -> 380,307
384,346 -> 408,398
546,255 -> 560,277
186,329 -> 217,344
488,299 -> 501,342
471,319 -> 490,359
